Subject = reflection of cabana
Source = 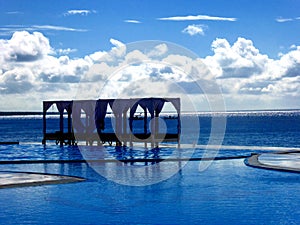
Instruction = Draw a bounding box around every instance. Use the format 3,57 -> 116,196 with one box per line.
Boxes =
42,98 -> 180,147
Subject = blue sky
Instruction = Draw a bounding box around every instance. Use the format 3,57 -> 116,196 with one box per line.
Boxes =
0,0 -> 300,111
1,0 -> 299,57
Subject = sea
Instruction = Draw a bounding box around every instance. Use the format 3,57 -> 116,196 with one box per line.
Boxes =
0,110 -> 300,224
0,110 -> 299,160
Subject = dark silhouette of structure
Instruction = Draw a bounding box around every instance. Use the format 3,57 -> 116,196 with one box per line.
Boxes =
42,98 -> 180,147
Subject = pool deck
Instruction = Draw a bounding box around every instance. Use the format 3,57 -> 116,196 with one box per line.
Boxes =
245,151 -> 300,173
0,171 -> 85,188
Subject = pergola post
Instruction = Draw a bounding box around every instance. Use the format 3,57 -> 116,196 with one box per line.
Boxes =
67,110 -> 72,145
143,108 -> 148,148
150,112 -> 155,149
59,110 -> 64,146
42,104 -> 47,145
123,111 -> 127,146
177,105 -> 181,148
155,110 -> 159,148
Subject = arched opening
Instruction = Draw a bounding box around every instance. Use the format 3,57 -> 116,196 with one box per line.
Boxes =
130,104 -> 149,134
42,101 -> 73,145
161,101 -> 180,136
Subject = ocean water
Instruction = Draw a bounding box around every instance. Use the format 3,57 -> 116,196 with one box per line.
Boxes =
0,111 -> 300,224
0,111 -> 299,160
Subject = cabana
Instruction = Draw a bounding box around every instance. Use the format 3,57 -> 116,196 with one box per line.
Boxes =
42,98 -> 180,147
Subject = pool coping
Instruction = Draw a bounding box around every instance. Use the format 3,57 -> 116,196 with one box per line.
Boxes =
244,152 -> 300,174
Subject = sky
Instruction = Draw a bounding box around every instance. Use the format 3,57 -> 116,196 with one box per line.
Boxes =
0,0 -> 299,111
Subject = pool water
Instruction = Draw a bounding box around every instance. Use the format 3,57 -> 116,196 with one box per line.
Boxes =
0,112 -> 299,224
0,143 -> 293,162
1,158 -> 300,224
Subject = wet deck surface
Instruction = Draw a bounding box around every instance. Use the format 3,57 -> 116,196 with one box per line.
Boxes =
245,152 -> 300,173
259,153 -> 300,169
0,171 -> 85,188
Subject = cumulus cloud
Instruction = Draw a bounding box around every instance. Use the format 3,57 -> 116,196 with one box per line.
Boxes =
261,76 -> 300,96
182,24 -> 206,36
0,31 -> 91,108
37,56 -> 90,83
204,37 -> 269,79
56,48 -> 77,55
72,39 -> 217,102
86,51 -> 107,63
110,38 -> 125,48
106,38 -> 126,61
0,67 -> 35,94
203,37 -> 300,107
0,31 -> 299,110
98,62 -> 189,99
124,50 -> 149,64
1,31 -> 52,62
158,14 -> 237,22
147,43 -> 168,58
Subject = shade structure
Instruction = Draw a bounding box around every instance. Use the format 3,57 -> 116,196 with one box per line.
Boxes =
42,98 -> 180,147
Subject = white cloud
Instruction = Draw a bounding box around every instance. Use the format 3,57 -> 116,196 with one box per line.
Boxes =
110,38 -> 125,48
182,24 -> 206,36
202,37 -> 300,109
262,76 -> 300,96
158,14 -> 237,22
108,38 -> 126,60
147,43 -> 168,58
99,62 -> 189,99
31,25 -> 87,32
0,31 -> 92,109
124,20 -> 141,24
0,25 -> 87,36
56,48 -> 77,55
64,10 -> 96,16
275,16 -> 300,22
0,32 -> 299,110
125,50 -> 149,64
204,37 -> 269,79
5,11 -> 23,15
0,67 -> 35,94
86,51 -> 107,63
276,17 -> 293,22
1,31 -> 53,62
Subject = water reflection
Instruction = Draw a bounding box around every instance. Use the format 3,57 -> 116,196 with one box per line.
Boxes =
79,145 -> 188,186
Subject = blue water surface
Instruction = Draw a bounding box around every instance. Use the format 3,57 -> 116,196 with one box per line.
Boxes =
0,113 -> 300,148
0,112 -> 300,224
1,160 -> 300,224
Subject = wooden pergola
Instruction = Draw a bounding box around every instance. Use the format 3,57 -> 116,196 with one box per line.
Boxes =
42,98 -> 181,147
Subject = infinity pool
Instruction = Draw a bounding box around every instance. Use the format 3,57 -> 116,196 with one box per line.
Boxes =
0,143 -> 288,161
0,144 -> 300,224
